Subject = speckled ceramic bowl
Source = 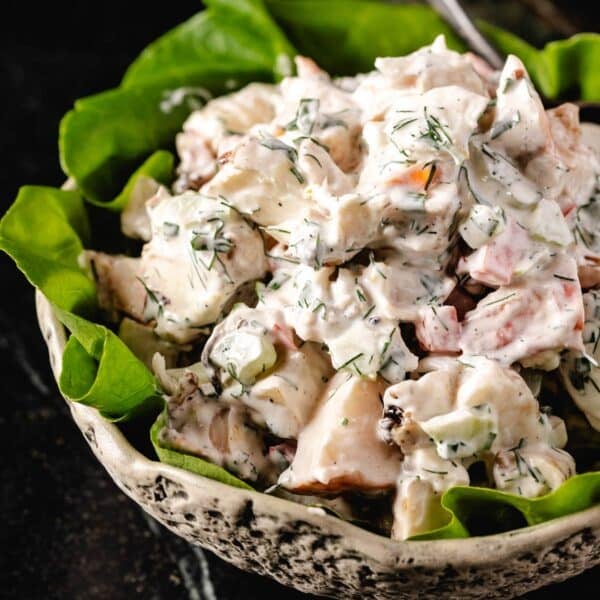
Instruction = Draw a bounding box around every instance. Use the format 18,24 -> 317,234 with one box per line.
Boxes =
35,290 -> 600,599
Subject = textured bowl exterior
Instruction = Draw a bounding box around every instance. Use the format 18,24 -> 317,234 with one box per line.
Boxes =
36,291 -> 600,599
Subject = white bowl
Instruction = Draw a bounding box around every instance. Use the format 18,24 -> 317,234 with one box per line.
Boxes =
35,289 -> 600,599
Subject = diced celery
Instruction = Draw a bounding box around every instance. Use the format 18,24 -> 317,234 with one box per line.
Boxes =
210,331 -> 277,385
459,205 -> 505,249
529,198 -> 573,246
420,403 -> 497,459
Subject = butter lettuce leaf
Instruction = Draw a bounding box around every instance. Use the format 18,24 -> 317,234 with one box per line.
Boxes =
0,185 -> 160,420
59,77 -> 248,205
265,0 -> 466,75
479,24 -> 600,101
413,473 -> 600,540
58,311 -> 162,421
123,0 -> 294,88
265,1 -> 600,102
151,412 -> 254,490
86,150 -> 174,212
0,186 -> 95,316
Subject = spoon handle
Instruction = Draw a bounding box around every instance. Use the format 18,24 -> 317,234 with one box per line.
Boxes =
427,0 -> 505,69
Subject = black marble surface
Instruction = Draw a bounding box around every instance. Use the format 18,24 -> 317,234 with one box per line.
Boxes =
0,2 -> 598,598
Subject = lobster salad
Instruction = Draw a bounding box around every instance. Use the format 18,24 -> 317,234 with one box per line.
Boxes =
88,36 -> 600,540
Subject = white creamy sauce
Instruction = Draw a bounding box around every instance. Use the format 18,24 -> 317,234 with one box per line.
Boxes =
560,290 -> 600,430
93,36 -> 600,539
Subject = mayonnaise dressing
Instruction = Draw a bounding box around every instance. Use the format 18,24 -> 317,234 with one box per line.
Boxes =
91,36 -> 600,539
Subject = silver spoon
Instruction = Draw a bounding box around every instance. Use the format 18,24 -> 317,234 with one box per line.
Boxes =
426,0 -> 505,69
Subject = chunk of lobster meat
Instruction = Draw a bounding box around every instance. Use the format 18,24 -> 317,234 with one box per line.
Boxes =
353,35 -> 488,121
175,83 -> 280,191
138,191 -> 267,343
525,103 -> 598,214
490,55 -> 549,158
277,58 -> 363,173
283,190 -> 378,266
203,303 -> 333,439
493,445 -> 575,497
415,305 -> 461,353
359,252 -> 455,322
118,188 -> 272,347
374,36 -> 487,96
383,356 -> 575,539
359,86 -> 489,177
159,372 -> 277,484
560,290 -> 600,431
86,251 -> 146,321
458,219 -> 531,287
381,356 -> 570,458
202,136 -> 309,227
264,263 -> 418,381
245,342 -> 334,439
460,255 -> 584,367
278,373 -> 402,493
375,203 -> 463,271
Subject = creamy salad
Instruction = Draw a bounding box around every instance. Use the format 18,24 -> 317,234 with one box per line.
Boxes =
89,36 -> 600,539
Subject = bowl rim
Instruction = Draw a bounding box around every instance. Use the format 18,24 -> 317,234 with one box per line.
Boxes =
35,289 -> 600,569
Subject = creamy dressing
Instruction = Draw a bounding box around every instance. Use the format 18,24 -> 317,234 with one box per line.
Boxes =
560,290 -> 600,430
383,356 -> 573,537
460,254 -> 584,367
90,36 -> 600,540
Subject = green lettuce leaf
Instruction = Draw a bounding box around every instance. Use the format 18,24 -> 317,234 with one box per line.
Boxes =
123,0 -> 295,88
86,150 -> 174,212
0,185 -> 160,420
60,0 -> 295,205
479,24 -> 600,101
59,77 -> 248,205
413,473 -> 600,540
265,0 -> 466,75
58,310 -> 162,421
0,186 -> 96,316
265,1 -> 600,101
150,411 -> 253,490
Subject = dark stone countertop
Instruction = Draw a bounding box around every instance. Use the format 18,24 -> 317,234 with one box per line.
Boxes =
0,2 -> 597,598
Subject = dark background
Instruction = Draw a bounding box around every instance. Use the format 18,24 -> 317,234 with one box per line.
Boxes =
0,1 -> 598,598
